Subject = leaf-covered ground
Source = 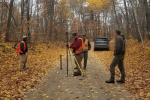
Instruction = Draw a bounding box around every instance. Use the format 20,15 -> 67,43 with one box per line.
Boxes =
1,40 -> 150,100
24,46 -> 132,100
93,39 -> 150,100
0,42 -> 66,100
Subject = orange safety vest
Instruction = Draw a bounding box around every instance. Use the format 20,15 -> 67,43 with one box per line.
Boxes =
75,38 -> 84,54
83,39 -> 88,52
17,41 -> 26,54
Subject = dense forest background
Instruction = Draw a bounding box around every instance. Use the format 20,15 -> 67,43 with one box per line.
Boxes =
1,0 -> 150,99
0,0 -> 150,45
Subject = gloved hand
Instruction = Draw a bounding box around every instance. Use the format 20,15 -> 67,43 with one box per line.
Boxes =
66,45 -> 69,48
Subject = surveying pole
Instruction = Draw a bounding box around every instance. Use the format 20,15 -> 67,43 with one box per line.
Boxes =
66,32 -> 69,76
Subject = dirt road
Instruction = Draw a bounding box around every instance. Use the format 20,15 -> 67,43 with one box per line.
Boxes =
24,43 -> 133,100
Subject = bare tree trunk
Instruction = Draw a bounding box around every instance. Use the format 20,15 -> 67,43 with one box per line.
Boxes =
30,0 -> 34,41
21,0 -> 25,36
111,8 -> 115,33
34,0 -> 39,42
0,0 -> 3,40
138,0 -> 147,39
130,0 -> 145,46
103,12 -> 107,37
98,13 -> 100,37
26,0 -> 31,43
5,0 -> 14,42
44,17 -> 48,34
111,0 -> 119,29
118,13 -> 124,34
143,0 -> 150,37
49,0 -> 54,40
123,0 -> 129,38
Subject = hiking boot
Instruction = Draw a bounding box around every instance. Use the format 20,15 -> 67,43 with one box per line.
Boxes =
116,79 -> 125,83
73,72 -> 81,76
20,69 -> 24,71
74,67 -> 78,69
24,67 -> 29,70
105,79 -> 115,83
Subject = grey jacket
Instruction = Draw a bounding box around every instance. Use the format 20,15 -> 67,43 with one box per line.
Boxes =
114,35 -> 125,56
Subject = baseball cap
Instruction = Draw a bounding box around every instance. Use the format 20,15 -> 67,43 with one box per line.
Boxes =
115,30 -> 121,35
23,36 -> 27,38
72,33 -> 78,36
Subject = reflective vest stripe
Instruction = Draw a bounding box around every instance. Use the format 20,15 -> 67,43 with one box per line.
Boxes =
84,39 -> 88,52
75,47 -> 86,54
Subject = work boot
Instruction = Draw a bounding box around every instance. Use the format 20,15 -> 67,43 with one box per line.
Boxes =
74,67 -> 78,69
78,73 -> 81,76
116,79 -> 125,83
105,78 -> 115,83
73,72 -> 81,76
20,69 -> 24,71
24,67 -> 29,70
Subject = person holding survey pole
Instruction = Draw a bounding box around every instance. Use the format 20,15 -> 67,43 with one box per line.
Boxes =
67,33 -> 84,76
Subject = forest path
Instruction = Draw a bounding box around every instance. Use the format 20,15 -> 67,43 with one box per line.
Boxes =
24,43 -> 133,100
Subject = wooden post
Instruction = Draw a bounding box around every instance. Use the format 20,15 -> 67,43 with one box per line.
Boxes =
60,55 -> 62,70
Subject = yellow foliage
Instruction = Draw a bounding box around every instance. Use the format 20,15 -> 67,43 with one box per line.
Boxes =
55,0 -> 71,22
87,0 -> 112,11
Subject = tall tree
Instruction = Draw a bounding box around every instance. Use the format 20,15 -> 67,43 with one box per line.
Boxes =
49,0 -> 54,40
0,0 -> 4,40
130,0 -> 144,46
5,0 -> 14,42
26,0 -> 31,43
143,0 -> 150,36
111,0 -> 119,29
21,0 -> 25,35
123,0 -> 129,38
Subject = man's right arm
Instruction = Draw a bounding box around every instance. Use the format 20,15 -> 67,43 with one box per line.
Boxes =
70,39 -> 82,50
20,43 -> 25,54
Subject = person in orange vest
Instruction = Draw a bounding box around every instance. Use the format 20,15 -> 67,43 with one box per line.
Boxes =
17,36 -> 28,71
82,34 -> 91,70
68,33 -> 84,76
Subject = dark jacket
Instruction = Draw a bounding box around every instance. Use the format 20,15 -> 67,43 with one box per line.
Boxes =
114,35 -> 125,56
70,35 -> 82,53
20,41 -> 28,54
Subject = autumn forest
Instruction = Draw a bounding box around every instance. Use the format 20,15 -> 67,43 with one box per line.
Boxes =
0,0 -> 150,100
